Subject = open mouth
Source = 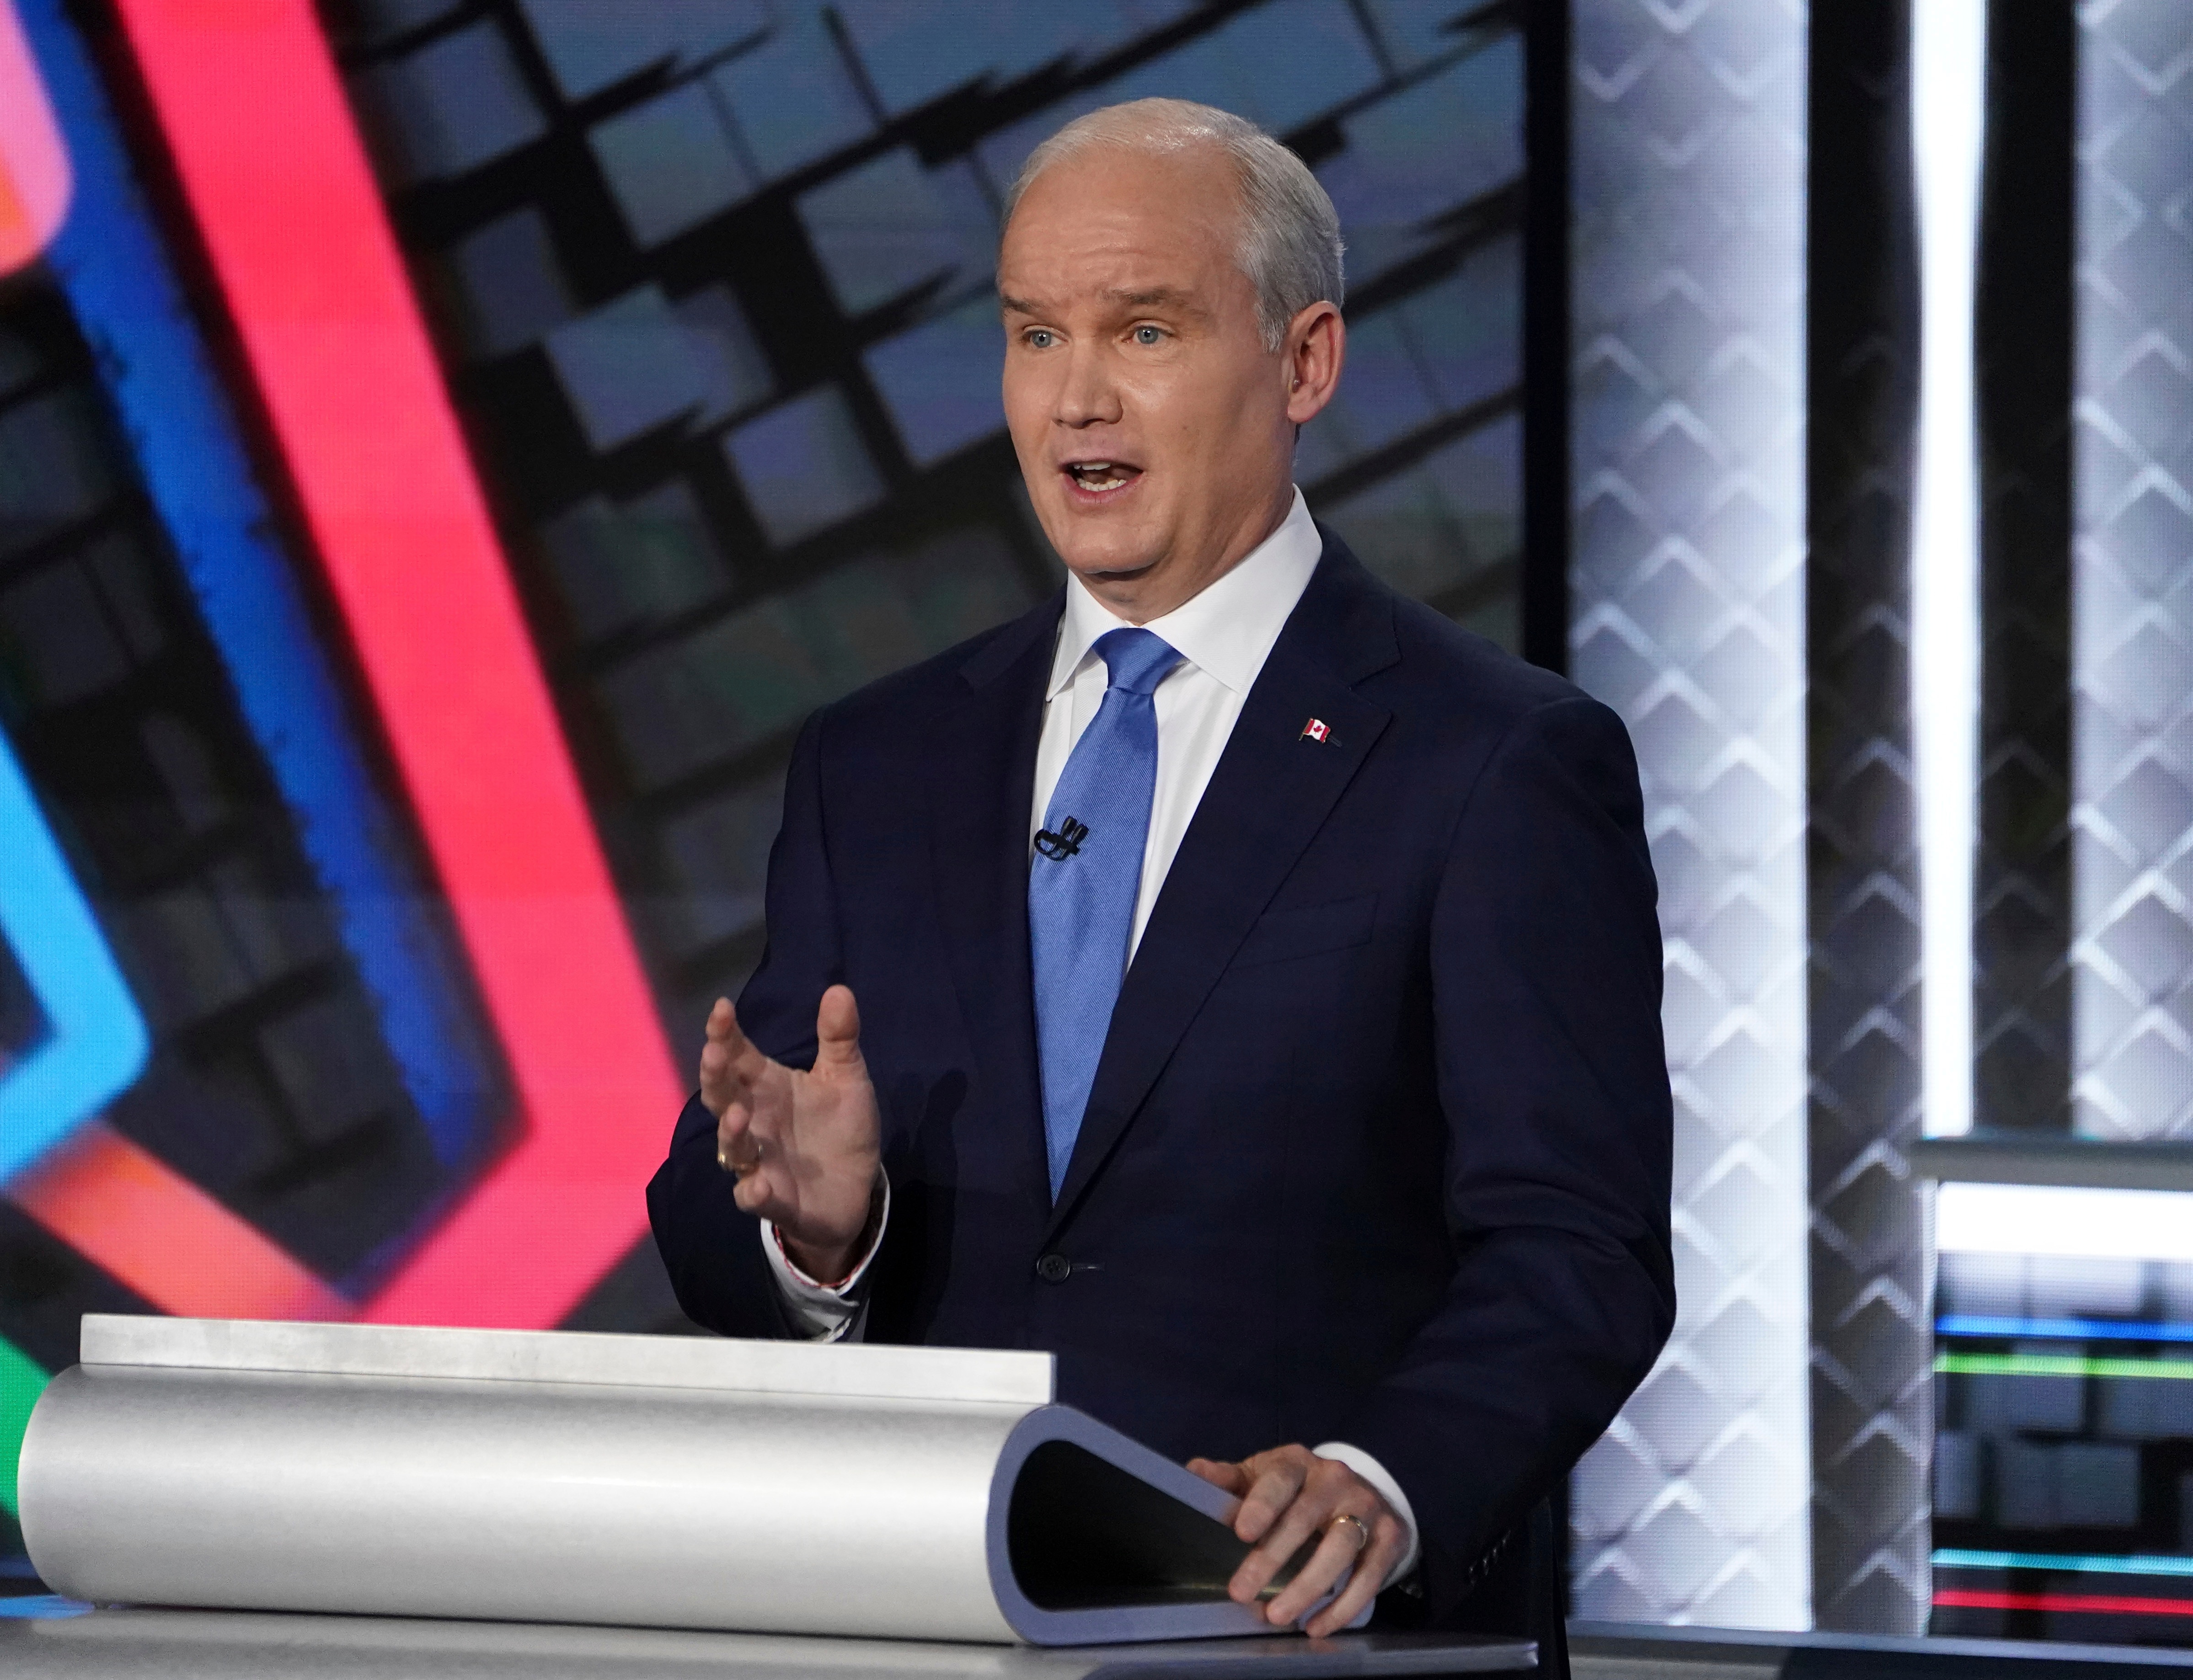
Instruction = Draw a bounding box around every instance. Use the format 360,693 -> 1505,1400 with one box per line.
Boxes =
1061,460 -> 1143,498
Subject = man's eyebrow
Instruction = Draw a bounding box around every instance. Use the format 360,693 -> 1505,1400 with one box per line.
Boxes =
997,287 -> 1207,315
1104,286 -> 1198,309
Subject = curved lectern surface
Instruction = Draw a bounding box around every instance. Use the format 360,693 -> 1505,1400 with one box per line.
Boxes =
17,1317 -> 1407,1649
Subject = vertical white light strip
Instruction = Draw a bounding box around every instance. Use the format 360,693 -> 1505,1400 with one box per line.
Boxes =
1911,0 -> 1988,1138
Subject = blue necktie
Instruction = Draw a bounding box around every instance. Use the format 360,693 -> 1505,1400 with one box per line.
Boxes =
1029,627 -> 1182,1198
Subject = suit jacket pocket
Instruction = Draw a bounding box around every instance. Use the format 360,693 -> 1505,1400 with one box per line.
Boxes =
1229,893 -> 1378,970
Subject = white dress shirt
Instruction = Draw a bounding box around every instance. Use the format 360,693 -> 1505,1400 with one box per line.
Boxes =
1030,486 -> 1323,955
760,490 -> 1419,1580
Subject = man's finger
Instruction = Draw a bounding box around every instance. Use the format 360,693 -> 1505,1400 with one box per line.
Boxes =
717,1104 -> 761,1166
700,1035 -> 754,1117
1232,1494 -> 1330,1608
728,1164 -> 786,1221
1302,1517 -> 1402,1638
1231,1456 -> 1306,1546
1227,1461 -> 1325,1607
710,1000 -> 772,1092
814,985 -> 864,1074
699,1048 -> 737,1118
1262,1518 -> 1369,1628
1187,1458 -> 1248,1494
699,1035 -> 739,1085
1263,1509 -> 1377,1632
712,1002 -> 776,1084
718,1106 -> 781,1209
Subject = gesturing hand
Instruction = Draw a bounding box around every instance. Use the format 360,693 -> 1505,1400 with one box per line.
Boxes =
1187,1445 -> 1406,1637
700,986 -> 881,1285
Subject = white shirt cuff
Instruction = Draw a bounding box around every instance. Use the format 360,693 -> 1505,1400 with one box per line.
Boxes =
1313,1441 -> 1420,1584
759,1173 -> 889,1344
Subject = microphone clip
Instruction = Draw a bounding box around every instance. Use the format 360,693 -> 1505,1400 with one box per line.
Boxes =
1034,817 -> 1090,861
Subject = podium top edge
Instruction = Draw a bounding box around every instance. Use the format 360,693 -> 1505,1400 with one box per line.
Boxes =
76,1316 -> 1057,1408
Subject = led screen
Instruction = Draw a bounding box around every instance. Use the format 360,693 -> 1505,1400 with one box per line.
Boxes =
0,0 -> 1527,1553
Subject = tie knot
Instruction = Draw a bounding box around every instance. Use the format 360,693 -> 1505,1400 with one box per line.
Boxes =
1094,627 -> 1181,697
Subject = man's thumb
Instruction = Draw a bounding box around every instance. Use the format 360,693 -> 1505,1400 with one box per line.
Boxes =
815,984 -> 863,1067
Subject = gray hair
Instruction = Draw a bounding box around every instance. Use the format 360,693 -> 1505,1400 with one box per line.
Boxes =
1002,98 -> 1344,352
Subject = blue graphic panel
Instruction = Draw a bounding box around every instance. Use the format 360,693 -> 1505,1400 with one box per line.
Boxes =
0,726 -> 145,1181
19,0 -> 497,1167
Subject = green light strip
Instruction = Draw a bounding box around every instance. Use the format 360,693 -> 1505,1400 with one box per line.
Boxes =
0,1337 -> 50,1515
1936,1352 -> 2193,1381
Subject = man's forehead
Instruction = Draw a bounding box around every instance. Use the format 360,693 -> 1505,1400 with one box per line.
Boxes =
1002,149 -> 1241,247
997,145 -> 1257,321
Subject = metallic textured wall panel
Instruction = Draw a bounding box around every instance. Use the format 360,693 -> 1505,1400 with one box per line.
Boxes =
1803,1 -> 1928,1636
2072,1 -> 2193,1144
1566,0 -> 1813,1630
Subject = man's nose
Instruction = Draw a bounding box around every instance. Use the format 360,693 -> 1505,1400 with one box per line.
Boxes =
1054,342 -> 1122,427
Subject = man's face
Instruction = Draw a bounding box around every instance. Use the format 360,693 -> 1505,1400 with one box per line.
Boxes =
998,146 -> 1304,613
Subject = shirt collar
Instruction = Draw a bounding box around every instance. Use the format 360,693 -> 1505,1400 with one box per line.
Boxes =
1045,487 -> 1323,701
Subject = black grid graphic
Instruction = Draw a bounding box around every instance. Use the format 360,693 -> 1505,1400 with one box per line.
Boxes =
330,0 -> 1531,1071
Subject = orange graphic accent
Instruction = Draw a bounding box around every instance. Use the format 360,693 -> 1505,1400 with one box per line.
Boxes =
0,0 -> 70,275
8,1121 -> 352,1321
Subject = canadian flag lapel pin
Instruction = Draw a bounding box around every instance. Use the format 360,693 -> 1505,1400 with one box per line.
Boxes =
1299,717 -> 1332,744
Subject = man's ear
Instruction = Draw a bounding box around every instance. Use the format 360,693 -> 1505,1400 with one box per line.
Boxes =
1285,301 -> 1345,425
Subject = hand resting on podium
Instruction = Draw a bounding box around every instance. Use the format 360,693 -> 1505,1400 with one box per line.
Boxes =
700,987 -> 881,1286
1189,1445 -> 1407,1637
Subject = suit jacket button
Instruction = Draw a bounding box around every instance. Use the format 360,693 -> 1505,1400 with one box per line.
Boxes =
1035,1253 -> 1071,1284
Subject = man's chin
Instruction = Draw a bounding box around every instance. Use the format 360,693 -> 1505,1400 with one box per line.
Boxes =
1058,546 -> 1163,588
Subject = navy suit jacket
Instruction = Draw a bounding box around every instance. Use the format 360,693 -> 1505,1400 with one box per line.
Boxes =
649,531 -> 1674,1645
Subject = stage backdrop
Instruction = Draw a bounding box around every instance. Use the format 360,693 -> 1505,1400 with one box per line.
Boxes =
0,0 -> 1528,1546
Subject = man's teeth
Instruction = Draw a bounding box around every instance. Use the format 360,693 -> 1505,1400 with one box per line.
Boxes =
1069,463 -> 1129,491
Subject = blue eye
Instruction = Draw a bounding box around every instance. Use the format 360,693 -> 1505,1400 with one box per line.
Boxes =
1027,329 -> 1056,348
1134,326 -> 1162,345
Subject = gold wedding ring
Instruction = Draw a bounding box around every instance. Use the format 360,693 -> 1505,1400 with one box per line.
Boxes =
717,1135 -> 763,1176
1330,1513 -> 1369,1552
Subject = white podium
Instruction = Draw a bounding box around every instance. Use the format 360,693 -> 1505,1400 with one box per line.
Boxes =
15,1317 -> 1526,1669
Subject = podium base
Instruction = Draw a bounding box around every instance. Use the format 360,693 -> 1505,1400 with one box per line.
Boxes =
0,1606 -> 1533,1678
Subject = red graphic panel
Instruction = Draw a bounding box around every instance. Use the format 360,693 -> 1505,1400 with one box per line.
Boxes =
112,0 -> 682,1328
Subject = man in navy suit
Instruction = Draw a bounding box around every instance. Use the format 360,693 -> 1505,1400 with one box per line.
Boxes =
649,99 -> 1673,1662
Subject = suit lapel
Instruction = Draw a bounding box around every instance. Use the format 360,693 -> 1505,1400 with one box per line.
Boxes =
929,595 -> 1060,1215
1045,537 -> 1400,1234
